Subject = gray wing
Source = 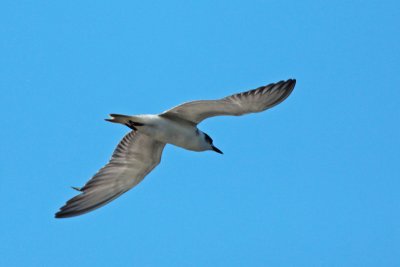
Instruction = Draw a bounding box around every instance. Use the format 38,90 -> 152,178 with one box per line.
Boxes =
160,79 -> 296,124
55,131 -> 166,218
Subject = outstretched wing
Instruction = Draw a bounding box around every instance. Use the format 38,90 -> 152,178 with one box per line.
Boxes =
55,131 -> 166,218
161,79 -> 296,124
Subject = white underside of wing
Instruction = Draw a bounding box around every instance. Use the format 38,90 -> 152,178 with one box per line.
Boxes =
55,131 -> 166,218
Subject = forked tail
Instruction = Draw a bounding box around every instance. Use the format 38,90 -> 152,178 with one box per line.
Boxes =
105,114 -> 132,124
105,114 -> 144,130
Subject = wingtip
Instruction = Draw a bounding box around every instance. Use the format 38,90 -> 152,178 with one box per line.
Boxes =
283,78 -> 296,92
54,211 -> 64,219
54,208 -> 82,219
273,78 -> 296,90
54,211 -> 76,219
259,78 -> 296,109
285,78 -> 296,85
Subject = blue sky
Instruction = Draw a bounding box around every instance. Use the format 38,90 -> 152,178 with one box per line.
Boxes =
1,0 -> 399,266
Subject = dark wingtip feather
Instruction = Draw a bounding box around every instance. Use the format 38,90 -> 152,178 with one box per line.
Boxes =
55,209 -> 88,219
261,78 -> 296,109
239,79 -> 295,97
54,211 -> 65,219
55,209 -> 69,218
287,78 -> 296,89
54,188 -> 128,219
286,78 -> 296,93
279,78 -> 296,100
55,208 -> 88,219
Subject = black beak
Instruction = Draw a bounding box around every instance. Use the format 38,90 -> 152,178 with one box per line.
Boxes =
212,145 -> 223,154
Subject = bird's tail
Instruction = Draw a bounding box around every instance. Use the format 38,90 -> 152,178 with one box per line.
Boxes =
105,114 -> 145,130
105,114 -> 132,125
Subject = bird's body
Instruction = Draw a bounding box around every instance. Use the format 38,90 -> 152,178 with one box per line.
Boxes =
114,114 -> 210,151
55,79 -> 296,218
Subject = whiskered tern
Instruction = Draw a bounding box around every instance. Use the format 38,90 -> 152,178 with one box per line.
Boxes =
55,79 -> 296,218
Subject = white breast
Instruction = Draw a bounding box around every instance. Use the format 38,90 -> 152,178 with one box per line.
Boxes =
135,115 -> 208,151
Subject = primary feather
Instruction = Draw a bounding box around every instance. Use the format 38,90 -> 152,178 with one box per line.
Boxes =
55,131 -> 165,218
160,79 -> 295,124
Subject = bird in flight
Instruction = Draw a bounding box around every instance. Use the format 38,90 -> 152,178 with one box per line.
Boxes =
55,79 -> 296,218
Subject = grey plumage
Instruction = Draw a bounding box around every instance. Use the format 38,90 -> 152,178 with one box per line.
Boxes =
55,131 -> 165,218
160,79 -> 295,124
55,79 -> 296,218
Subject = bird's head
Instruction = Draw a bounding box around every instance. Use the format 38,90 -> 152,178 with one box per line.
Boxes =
204,133 -> 223,154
